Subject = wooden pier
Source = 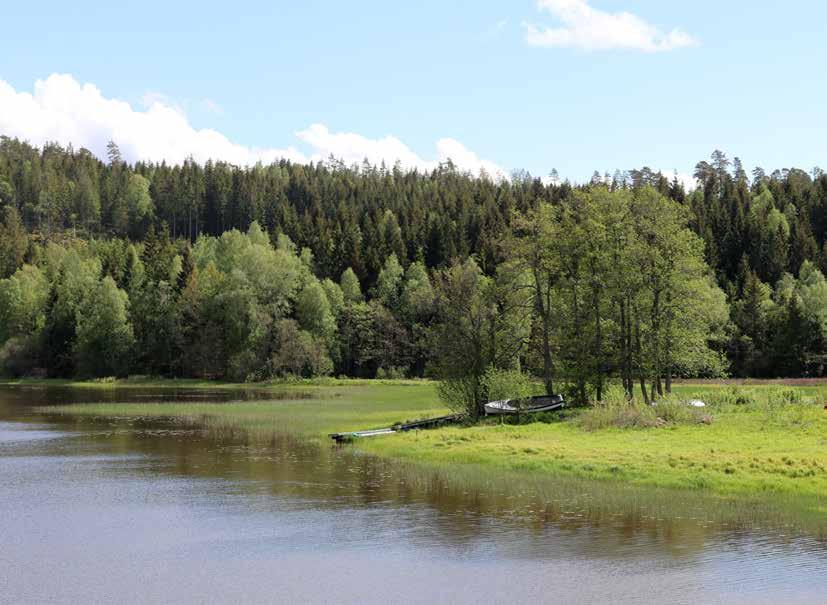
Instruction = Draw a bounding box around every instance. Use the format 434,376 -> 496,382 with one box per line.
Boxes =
329,413 -> 463,443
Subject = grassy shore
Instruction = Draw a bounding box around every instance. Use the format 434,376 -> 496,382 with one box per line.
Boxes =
21,377 -> 827,525
23,378 -> 445,436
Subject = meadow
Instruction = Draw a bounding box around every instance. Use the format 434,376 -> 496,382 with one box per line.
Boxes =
23,377 -> 827,526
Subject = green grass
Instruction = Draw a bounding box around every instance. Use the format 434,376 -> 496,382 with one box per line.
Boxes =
0,375 -> 431,391
40,379 -> 445,438
34,378 -> 827,529
364,402 -> 826,497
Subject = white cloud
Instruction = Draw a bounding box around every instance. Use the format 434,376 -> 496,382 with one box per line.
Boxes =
0,74 -> 505,179
296,124 -> 506,179
0,75 -> 306,166
671,171 -> 696,191
525,0 -> 697,52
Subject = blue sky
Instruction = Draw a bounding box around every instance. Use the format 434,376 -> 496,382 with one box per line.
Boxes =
1,0 -> 825,183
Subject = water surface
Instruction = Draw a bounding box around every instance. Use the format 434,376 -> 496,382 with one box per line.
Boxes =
1,386 -> 825,604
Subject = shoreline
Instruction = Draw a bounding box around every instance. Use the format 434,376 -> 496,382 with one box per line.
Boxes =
10,377 -> 826,532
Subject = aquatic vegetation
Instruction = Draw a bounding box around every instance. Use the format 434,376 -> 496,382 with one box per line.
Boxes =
37,378 -> 827,531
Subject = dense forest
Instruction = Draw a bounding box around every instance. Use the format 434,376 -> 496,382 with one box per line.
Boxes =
1,136 -> 827,402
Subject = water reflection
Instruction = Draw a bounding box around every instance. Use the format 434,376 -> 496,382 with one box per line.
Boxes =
1,385 -> 826,604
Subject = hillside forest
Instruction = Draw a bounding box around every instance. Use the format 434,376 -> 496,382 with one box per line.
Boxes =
1,137 -> 827,405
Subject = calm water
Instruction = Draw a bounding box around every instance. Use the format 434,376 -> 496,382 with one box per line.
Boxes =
1,386 -> 825,604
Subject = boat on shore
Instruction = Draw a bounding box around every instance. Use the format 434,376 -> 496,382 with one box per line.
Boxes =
484,395 -> 565,416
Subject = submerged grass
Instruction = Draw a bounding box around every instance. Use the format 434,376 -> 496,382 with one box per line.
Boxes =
41,380 -> 445,438
35,378 -> 827,531
378,456 -> 827,536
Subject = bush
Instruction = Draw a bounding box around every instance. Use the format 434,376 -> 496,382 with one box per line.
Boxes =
767,387 -> 802,406
376,366 -> 407,380
0,335 -> 39,377
438,367 -> 537,418
481,367 -> 535,403
705,387 -> 756,409
437,376 -> 480,417
267,319 -> 333,378
578,386 -> 709,431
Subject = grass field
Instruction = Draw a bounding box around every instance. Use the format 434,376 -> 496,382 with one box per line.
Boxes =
25,377 -> 827,527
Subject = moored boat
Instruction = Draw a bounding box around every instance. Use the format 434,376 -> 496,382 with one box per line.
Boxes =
484,395 -> 565,416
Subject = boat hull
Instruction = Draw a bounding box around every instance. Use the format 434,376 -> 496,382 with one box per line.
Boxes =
484,395 -> 565,416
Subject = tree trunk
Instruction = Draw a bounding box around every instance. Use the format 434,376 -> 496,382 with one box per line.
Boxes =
634,308 -> 650,405
620,298 -> 630,397
535,272 -> 554,396
591,275 -> 603,402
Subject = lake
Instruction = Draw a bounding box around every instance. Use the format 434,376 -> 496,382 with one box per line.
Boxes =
1,385 -> 825,604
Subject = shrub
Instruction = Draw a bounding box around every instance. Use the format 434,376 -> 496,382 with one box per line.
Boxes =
481,367 -> 535,403
376,366 -> 407,380
767,388 -> 802,406
437,376 -> 480,417
438,367 -> 537,418
578,387 -> 709,431
706,387 -> 756,408
267,319 -> 333,378
0,335 -> 39,377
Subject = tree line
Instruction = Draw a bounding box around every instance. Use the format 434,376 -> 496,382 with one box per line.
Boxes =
1,137 -> 827,398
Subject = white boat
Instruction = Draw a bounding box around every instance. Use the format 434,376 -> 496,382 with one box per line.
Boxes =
484,395 -> 565,416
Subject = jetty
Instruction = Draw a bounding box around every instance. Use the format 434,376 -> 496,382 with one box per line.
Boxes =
329,413 -> 463,443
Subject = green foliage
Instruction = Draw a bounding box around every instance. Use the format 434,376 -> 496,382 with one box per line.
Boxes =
432,258 -> 530,417
0,207 -> 28,278
375,366 -> 407,379
481,367 -> 535,402
578,387 -> 709,431
3,140 -> 827,382
267,319 -> 333,378
73,277 -> 134,377
124,173 -> 153,233
321,278 -> 345,318
340,267 -> 363,303
0,265 -> 49,343
295,278 -> 336,342
375,253 -> 403,310
400,261 -> 434,320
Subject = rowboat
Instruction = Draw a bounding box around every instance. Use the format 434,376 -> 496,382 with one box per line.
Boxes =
484,395 -> 565,416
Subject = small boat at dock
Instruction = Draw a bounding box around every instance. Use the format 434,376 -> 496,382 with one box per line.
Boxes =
484,395 -> 565,416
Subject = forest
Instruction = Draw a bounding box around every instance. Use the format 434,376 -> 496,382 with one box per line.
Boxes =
1,136 -> 827,407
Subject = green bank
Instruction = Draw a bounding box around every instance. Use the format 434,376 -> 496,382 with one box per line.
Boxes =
29,378 -> 827,526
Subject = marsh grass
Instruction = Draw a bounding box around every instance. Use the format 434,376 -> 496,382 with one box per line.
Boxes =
577,387 -> 709,431
35,378 -> 827,532
41,381 -> 446,439
379,456 -> 827,536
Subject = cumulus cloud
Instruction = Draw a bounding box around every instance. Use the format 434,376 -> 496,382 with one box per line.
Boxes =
525,0 -> 697,52
0,74 -> 506,179
296,124 -> 506,178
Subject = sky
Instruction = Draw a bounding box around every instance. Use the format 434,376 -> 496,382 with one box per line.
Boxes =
1,0 -> 825,184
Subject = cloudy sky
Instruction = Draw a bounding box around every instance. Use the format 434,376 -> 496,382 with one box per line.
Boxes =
1,1 -> 825,183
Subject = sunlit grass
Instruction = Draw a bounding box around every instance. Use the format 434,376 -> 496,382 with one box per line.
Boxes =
43,380 -> 446,438
39,379 -> 827,528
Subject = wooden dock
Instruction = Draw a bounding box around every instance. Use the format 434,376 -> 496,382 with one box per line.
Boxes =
329,413 -> 463,443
